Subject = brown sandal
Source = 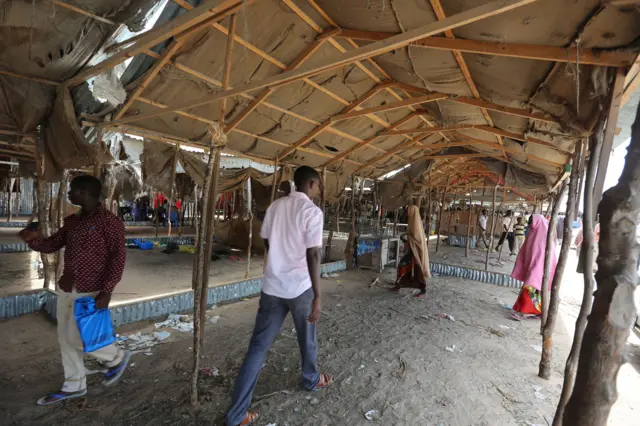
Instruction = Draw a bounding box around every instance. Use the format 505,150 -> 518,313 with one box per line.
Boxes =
315,373 -> 334,390
237,411 -> 259,426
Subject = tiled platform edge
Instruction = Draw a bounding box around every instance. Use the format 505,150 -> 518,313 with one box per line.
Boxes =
0,236 -> 196,254
0,221 -> 154,228
429,261 -> 523,288
0,260 -> 348,324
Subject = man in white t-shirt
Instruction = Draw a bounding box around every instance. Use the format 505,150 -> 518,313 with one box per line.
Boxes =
226,166 -> 333,426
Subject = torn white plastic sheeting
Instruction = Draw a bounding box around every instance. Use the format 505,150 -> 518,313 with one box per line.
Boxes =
321,272 -> 340,278
364,410 -> 382,421
92,69 -> 126,106
155,314 -> 195,332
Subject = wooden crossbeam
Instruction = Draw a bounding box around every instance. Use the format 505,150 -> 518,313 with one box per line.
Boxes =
322,111 -> 424,168
448,97 -> 558,123
621,70 -> 640,107
219,14 -> 237,120
52,0 -> 117,26
423,153 -> 491,160
471,126 -> 573,155
67,0 -> 250,86
109,0 -> 540,126
276,82 -> 393,161
330,93 -> 447,122
381,125 -> 473,136
337,29 -> 635,67
354,134 -> 430,174
0,69 -> 59,86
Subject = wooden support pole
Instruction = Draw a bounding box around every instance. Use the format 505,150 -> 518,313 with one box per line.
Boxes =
465,189 -> 472,257
6,177 -> 14,222
154,191 -> 159,238
485,183 -> 499,271
321,167 -> 327,216
191,132 -> 223,407
55,173 -> 67,285
591,68 -> 626,222
425,171 -> 432,244
345,177 -> 357,269
562,100 -> 640,426
244,178 -> 253,280
553,132 -> 603,425
270,159 -> 278,203
393,208 -> 399,237
435,174 -> 451,253
541,183 -> 567,330
539,139 -> 584,380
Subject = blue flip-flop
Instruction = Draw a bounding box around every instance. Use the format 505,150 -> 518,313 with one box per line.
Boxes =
102,350 -> 132,387
36,390 -> 87,406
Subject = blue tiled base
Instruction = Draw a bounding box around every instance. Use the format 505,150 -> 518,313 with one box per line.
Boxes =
2,260 -> 348,324
429,262 -> 523,288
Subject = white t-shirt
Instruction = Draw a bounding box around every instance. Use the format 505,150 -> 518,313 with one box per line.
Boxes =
503,216 -> 514,232
478,214 -> 487,230
260,191 -> 324,299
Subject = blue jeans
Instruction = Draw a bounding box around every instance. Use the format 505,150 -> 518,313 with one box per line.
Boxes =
226,289 -> 319,426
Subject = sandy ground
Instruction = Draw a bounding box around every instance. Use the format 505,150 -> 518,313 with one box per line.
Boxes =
1,255 -> 638,426
0,226 -> 196,245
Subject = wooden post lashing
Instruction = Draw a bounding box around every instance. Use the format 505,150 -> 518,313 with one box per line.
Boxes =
539,139 -> 584,380
563,103 -> 640,426
244,178 -> 253,280
435,174 -> 451,253
553,133 -> 603,425
485,182 -> 499,271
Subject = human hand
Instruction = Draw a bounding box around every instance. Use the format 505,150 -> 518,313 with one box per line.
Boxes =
307,297 -> 321,324
95,291 -> 112,309
18,228 -> 41,243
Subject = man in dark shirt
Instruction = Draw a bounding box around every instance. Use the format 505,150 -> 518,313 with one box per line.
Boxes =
19,175 -> 130,405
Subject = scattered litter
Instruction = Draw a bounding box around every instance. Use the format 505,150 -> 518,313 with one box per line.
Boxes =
489,328 -> 505,338
201,367 -> 219,377
266,424 -> 277,426
532,385 -> 545,400
369,277 -> 380,288
309,397 -> 321,405
229,255 -> 243,261
155,314 -> 194,333
497,325 -> 510,330
364,410 -> 382,421
336,303 -> 342,307
153,331 -> 171,341
436,313 -> 455,322
445,345 -> 456,352
502,304 -> 512,309
130,362 -> 136,367
530,345 -> 542,353
321,272 -> 340,278
209,315 -> 221,325
178,244 -> 196,254
359,364 -> 365,369
526,423 -> 545,426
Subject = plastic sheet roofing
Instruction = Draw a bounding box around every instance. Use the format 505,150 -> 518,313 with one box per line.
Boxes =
1,0 -> 639,196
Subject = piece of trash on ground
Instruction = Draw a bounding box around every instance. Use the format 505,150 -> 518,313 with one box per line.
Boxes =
530,345 -> 542,353
201,367 -> 219,377
209,315 -> 221,324
155,314 -> 194,333
321,272 -> 340,278
369,277 -> 380,287
436,313 -> 455,321
309,397 -> 321,405
532,385 -> 545,400
364,410 -> 382,421
497,325 -> 510,330
153,331 -> 171,341
445,345 -> 456,352
489,328 -> 505,337
266,424 -> 276,426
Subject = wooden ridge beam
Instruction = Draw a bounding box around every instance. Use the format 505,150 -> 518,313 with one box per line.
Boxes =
337,29 -> 635,67
422,153 -> 491,160
109,0 -> 540,126
381,125 -> 474,136
67,0 -> 250,86
330,93 -> 447,122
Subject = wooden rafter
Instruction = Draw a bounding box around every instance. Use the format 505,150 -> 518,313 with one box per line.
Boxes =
330,93 -> 447,122
109,0 -> 540,126
67,0 -> 251,86
337,29 -> 635,67
422,153 -> 491,160
219,14 -> 237,120
381,125 -> 474,136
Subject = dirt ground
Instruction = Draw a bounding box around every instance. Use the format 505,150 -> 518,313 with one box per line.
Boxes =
2,257 -> 638,426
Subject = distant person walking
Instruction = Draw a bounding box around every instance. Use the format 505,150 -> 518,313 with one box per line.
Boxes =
477,209 -> 490,249
226,166 -> 332,426
18,175 -> 130,405
513,216 -> 526,254
509,214 -> 557,320
495,210 -> 515,254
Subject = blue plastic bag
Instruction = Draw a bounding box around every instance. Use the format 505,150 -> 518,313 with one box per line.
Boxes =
74,296 -> 116,353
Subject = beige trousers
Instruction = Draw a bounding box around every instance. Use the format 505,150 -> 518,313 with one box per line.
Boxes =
515,236 -> 525,254
57,290 -> 124,392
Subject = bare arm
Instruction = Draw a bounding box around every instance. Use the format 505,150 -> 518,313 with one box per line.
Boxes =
306,246 -> 322,300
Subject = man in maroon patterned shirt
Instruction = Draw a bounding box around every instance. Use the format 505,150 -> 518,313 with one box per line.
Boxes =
19,175 -> 130,405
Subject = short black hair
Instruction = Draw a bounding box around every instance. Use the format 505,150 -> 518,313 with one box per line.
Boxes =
294,166 -> 320,188
71,175 -> 102,199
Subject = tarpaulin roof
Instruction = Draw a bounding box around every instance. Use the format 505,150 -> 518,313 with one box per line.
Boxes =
1,0 -> 639,195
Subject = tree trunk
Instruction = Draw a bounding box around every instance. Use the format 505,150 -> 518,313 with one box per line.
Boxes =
541,183 -> 568,330
485,183 -> 499,271
539,140 -> 584,379
563,104 -> 640,425
553,133 -> 603,425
